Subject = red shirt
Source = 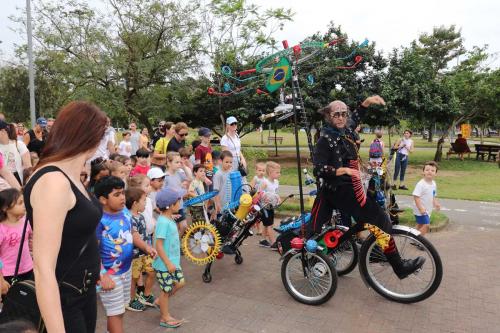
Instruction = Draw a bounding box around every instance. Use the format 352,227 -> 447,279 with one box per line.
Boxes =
130,164 -> 150,177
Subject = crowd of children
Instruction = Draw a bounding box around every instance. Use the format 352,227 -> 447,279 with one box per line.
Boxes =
0,120 -> 440,331
0,124 -> 286,331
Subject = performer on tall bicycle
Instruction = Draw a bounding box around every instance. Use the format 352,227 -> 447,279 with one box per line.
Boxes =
308,95 -> 425,279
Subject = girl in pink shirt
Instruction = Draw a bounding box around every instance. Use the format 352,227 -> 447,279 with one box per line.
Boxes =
0,188 -> 33,289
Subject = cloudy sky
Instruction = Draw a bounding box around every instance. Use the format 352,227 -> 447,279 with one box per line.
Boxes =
1,0 -> 499,67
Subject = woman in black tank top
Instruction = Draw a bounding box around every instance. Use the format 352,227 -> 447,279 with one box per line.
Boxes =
24,101 -> 108,333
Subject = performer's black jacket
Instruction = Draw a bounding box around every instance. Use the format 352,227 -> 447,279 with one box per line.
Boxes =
313,105 -> 368,189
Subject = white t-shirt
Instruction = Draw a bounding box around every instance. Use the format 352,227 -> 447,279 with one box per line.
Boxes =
118,141 -> 132,157
412,179 -> 437,216
0,141 -> 28,182
92,127 -> 115,161
220,133 -> 241,171
130,131 -> 141,156
263,178 -> 279,194
143,197 -> 156,236
398,138 -> 413,156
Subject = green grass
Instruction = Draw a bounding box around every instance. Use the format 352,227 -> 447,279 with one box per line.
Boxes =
240,129 -> 500,148
245,148 -> 500,202
398,208 -> 448,226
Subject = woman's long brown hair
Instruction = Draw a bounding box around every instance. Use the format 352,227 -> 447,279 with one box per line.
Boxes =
35,101 -> 108,170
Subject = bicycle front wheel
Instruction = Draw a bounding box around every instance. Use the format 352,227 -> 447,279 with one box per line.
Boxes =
358,228 -> 443,303
281,250 -> 337,305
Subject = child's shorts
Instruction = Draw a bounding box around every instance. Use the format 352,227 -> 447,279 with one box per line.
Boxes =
155,269 -> 184,293
189,205 -> 205,222
98,269 -> 132,316
261,208 -> 275,227
131,255 -> 154,279
415,214 -> 430,225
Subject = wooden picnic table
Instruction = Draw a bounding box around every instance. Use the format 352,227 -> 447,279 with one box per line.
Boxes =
474,144 -> 500,161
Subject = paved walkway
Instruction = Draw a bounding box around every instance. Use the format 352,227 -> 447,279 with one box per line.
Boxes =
97,216 -> 500,332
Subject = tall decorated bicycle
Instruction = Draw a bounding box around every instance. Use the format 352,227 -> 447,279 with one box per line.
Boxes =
207,35 -> 442,305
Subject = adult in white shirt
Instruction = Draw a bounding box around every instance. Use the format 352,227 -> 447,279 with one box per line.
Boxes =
392,130 -> 414,190
129,122 -> 141,156
220,116 -> 246,172
91,117 -> 116,161
0,121 -> 31,184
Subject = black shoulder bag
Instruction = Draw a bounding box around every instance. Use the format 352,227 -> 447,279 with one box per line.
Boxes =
0,218 -> 92,332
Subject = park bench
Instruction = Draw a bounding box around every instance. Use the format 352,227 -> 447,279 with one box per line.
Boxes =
446,142 -> 471,160
474,144 -> 500,161
268,135 -> 284,144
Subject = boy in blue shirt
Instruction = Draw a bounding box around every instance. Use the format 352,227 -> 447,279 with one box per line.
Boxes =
95,176 -> 155,333
153,186 -> 187,329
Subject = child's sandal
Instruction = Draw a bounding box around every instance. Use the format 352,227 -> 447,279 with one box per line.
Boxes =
160,320 -> 182,328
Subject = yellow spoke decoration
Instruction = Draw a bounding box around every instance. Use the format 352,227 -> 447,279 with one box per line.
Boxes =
182,221 -> 222,265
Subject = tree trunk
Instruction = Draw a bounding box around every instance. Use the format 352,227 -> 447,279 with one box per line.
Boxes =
434,135 -> 445,162
428,126 -> 433,142
137,112 -> 152,134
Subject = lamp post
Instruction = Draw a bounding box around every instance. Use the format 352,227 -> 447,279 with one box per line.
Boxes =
27,0 -> 36,127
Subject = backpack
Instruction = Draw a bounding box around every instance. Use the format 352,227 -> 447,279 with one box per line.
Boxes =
369,139 -> 383,158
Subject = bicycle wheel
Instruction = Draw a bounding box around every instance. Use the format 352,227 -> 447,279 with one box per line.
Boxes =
358,228 -> 443,303
281,250 -> 337,305
330,238 -> 358,276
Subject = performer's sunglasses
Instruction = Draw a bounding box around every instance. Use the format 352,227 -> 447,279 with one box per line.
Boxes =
330,111 -> 348,118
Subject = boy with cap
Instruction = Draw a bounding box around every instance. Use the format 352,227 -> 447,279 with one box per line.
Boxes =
147,167 -> 166,219
153,187 -> 187,329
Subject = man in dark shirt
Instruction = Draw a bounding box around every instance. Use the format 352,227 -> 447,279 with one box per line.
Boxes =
453,134 -> 470,160
310,95 -> 425,280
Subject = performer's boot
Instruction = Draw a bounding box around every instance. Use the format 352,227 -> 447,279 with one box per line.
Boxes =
385,251 -> 426,279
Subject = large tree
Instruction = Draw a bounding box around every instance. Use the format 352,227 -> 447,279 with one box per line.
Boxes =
382,44 -> 459,160
15,0 -> 202,130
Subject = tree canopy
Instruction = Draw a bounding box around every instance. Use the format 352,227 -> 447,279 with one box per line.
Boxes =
0,1 -> 497,148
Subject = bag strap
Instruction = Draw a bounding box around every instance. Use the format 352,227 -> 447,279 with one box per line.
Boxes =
226,134 -> 240,159
13,217 -> 30,278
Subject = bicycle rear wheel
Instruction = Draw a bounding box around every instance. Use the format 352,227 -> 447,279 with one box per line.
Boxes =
281,250 -> 337,305
358,227 -> 443,303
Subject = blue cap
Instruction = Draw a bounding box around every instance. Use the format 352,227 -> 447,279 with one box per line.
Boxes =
226,116 -> 237,125
36,117 -> 47,127
156,187 -> 186,209
198,127 -> 212,137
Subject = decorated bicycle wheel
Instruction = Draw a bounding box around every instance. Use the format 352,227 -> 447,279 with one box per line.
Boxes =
182,222 -> 222,265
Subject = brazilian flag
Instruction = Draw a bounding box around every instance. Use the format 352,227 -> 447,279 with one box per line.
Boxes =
265,57 -> 291,93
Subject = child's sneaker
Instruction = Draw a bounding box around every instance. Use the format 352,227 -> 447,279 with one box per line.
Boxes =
139,293 -> 156,307
126,297 -> 146,312
259,240 -> 271,248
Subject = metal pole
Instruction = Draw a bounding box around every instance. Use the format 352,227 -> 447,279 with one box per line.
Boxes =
290,64 -> 305,215
27,0 -> 36,127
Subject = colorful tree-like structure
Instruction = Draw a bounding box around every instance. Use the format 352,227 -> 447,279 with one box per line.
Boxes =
209,37 -> 368,214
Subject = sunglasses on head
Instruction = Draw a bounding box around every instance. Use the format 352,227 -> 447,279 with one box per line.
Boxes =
330,111 -> 348,118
